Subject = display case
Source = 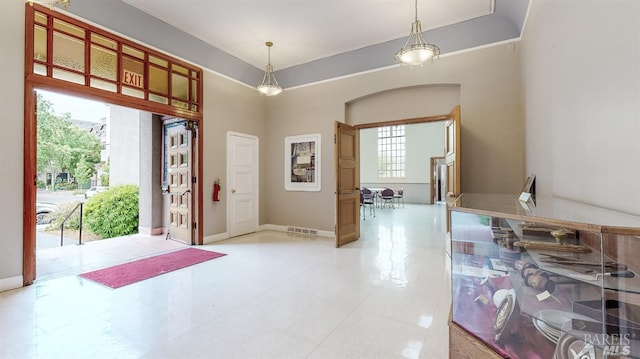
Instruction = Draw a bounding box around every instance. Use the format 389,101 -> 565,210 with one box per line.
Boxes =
448,194 -> 640,359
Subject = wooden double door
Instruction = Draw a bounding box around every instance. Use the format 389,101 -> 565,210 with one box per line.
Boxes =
334,105 -> 461,248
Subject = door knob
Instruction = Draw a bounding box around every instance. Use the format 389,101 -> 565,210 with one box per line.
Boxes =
231,189 -> 236,193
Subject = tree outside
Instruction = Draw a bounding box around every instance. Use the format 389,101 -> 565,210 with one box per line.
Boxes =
36,94 -> 102,190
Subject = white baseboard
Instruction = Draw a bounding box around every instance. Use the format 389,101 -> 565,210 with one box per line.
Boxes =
0,275 -> 23,292
316,230 -> 335,239
260,224 -> 282,232
203,232 -> 228,244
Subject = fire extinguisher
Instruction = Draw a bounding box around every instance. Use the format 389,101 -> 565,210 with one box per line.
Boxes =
213,180 -> 221,202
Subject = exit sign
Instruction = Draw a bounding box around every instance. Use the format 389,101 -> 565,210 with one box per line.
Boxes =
122,69 -> 143,88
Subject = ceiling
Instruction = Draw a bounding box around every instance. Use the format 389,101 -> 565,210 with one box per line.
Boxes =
121,0 -> 496,70
65,0 -> 530,88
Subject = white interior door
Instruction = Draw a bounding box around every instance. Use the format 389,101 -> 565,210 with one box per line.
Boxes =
227,132 -> 259,238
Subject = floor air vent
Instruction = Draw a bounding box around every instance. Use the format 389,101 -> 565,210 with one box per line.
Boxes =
286,227 -> 318,236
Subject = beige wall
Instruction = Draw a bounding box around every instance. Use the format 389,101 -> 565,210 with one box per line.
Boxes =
202,70 -> 267,238
0,0 -> 25,289
346,84 -> 460,125
264,43 -> 525,231
521,0 -> 640,215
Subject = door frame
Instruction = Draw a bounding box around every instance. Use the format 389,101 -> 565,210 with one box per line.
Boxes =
348,108 -> 461,232
23,5 -> 204,285
226,131 -> 259,238
335,114 -> 451,242
24,90 -> 204,286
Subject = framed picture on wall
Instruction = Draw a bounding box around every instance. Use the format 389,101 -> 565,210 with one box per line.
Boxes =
285,134 -> 321,191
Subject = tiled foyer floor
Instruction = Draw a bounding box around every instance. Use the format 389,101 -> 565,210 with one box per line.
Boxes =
1,204 -> 451,358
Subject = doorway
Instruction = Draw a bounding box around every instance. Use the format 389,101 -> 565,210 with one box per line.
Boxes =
33,90 -> 195,280
23,4 -> 204,285
335,106 -> 461,247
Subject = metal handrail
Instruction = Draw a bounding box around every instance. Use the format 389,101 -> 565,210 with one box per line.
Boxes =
60,202 -> 83,246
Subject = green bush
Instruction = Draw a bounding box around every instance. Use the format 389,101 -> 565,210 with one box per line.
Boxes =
84,184 -> 139,239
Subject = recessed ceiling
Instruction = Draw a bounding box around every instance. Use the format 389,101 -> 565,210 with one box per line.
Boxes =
122,0 -> 495,70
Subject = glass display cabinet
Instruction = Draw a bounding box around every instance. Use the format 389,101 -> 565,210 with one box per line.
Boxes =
448,194 -> 640,359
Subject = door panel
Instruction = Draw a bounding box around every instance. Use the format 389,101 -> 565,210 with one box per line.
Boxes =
164,120 -> 194,244
335,121 -> 360,247
228,132 -> 259,238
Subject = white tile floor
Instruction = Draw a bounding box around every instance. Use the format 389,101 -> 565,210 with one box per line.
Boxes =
1,204 -> 451,359
36,233 -> 189,282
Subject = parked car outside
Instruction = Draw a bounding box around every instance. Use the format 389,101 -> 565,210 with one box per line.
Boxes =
36,202 -> 58,225
84,186 -> 108,199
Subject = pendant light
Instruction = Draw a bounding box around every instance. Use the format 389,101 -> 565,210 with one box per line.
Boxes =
256,42 -> 283,96
395,0 -> 440,66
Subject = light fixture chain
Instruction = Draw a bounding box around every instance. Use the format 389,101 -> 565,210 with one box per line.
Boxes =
256,41 -> 283,96
395,0 -> 440,65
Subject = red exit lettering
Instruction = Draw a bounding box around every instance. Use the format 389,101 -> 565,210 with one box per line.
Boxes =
123,69 -> 143,88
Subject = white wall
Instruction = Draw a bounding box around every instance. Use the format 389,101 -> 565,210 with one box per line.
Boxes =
359,128 -> 377,182
360,122 -> 446,184
0,0 -> 25,289
406,123 -> 446,183
108,105 -> 143,187
521,0 -> 640,215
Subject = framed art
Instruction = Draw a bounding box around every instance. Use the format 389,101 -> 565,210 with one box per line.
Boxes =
285,134 -> 321,191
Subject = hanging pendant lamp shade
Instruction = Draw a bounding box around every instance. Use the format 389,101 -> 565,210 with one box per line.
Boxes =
395,0 -> 440,66
256,42 -> 283,96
